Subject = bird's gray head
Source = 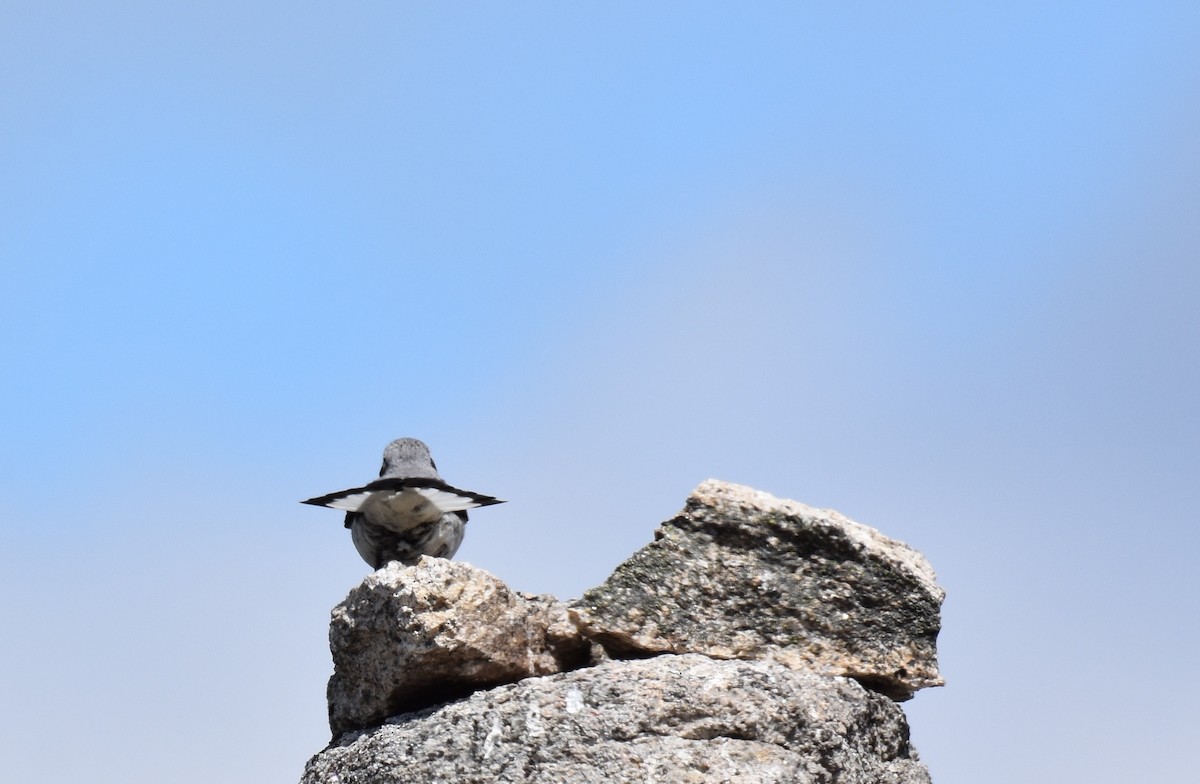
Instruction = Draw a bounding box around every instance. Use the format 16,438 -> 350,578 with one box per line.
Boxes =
379,438 -> 442,480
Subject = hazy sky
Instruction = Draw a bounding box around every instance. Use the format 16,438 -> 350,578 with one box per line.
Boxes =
2,3 -> 1197,781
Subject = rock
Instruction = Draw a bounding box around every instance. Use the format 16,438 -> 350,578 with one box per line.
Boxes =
326,558 -> 591,736
303,480 -> 945,781
301,654 -> 931,784
572,480 -> 944,699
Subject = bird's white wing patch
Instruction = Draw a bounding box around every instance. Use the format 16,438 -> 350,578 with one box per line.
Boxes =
415,486 -> 486,512
318,490 -> 374,512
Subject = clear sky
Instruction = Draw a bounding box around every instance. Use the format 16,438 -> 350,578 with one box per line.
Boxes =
2,3 -> 1197,781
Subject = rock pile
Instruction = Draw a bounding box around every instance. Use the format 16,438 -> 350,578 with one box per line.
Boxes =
300,480 -> 945,783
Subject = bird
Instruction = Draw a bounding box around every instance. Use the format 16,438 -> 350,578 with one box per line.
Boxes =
302,438 -> 504,569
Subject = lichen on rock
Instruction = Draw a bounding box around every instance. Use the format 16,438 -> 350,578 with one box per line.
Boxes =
574,480 -> 944,699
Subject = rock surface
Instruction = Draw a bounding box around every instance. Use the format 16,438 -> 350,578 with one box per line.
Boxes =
573,480 -> 944,699
303,654 -> 931,784
304,479 -> 944,781
327,558 -> 591,736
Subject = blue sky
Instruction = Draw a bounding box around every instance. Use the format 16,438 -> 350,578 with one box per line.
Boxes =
2,2 -> 1197,781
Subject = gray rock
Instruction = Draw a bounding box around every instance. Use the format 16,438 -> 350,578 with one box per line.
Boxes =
572,480 -> 944,699
327,558 -> 591,736
302,654 -> 930,784
303,481 -> 944,781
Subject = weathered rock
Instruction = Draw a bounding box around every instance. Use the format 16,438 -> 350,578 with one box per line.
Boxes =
573,480 -> 944,699
302,654 -> 931,784
303,481 -> 944,782
327,558 -> 591,736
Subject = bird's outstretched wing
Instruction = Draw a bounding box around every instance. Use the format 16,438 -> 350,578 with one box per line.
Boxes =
302,477 -> 505,514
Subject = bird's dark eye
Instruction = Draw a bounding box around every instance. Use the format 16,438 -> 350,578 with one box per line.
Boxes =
378,459 -> 387,477
431,459 -> 438,471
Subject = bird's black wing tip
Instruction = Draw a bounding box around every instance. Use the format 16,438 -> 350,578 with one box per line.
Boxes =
301,487 -> 366,508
